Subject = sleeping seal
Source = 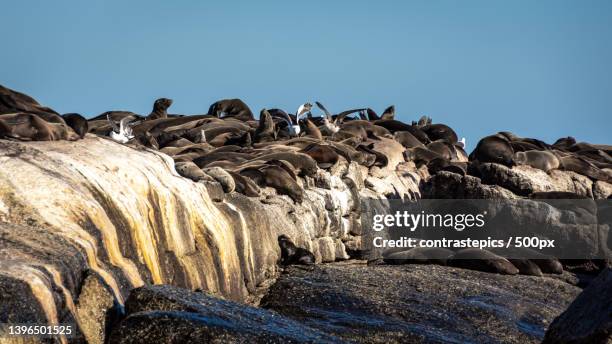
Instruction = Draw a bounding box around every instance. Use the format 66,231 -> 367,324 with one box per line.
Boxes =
62,113 -> 89,138
470,135 -> 515,167
0,113 -> 80,141
208,98 -> 254,121
300,143 -> 340,169
422,123 -> 458,143
202,167 -> 235,193
249,152 -> 318,177
514,150 -> 560,173
240,165 -> 304,203
448,248 -> 519,275
175,161 -> 214,182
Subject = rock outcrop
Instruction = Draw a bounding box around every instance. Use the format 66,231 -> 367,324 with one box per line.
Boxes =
261,262 -> 581,343
543,268 -> 612,344
0,136 -> 420,342
109,285 -> 339,343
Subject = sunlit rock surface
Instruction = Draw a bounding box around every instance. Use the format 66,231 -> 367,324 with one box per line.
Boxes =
0,136 -> 421,342
261,262 -> 581,343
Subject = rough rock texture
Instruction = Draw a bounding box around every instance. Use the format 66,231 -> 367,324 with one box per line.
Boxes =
108,285 -> 338,343
75,272 -> 119,344
543,268 -> 612,344
422,171 -> 518,199
477,163 -> 596,198
261,262 -> 581,344
0,136 -> 420,342
424,166 -> 612,200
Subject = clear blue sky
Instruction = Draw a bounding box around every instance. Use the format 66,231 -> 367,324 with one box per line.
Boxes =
2,0 -> 611,150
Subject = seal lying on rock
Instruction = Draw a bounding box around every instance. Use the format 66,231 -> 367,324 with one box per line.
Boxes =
278,235 -> 315,266
61,113 -> 89,138
470,135 -> 515,167
514,150 -> 560,173
175,161 -> 214,182
0,113 -> 80,141
448,248 -> 519,275
202,166 -> 235,193
208,98 -> 254,121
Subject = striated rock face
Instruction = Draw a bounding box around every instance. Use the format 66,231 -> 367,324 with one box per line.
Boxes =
261,262 -> 581,343
543,268 -> 612,344
0,136 -> 420,341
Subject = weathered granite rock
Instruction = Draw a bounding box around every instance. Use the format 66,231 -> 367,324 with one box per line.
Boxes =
477,163 -> 595,198
75,272 -> 119,344
261,262 -> 580,343
594,181 -> 612,200
422,171 -> 518,199
317,237 -> 336,263
108,285 -> 339,343
543,268 -> 612,344
0,137 -> 421,338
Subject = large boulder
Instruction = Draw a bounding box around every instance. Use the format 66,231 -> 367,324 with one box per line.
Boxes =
543,268 -> 612,343
261,262 -> 580,343
108,285 -> 338,343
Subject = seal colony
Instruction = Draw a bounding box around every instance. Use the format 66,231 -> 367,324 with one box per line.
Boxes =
1,84 -> 610,275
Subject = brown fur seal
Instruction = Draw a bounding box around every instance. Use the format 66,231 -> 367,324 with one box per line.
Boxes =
380,105 -> 395,120
278,235 -> 315,265
383,247 -> 453,266
559,155 -> 611,182
249,152 -> 318,177
341,120 -> 391,138
470,135 -> 515,167
375,119 -> 431,143
552,136 -> 576,150
0,85 -> 61,119
427,157 -> 467,175
202,167 -> 235,193
427,141 -> 454,160
146,98 -> 173,120
208,98 -> 254,121
422,124 -> 458,143
193,151 -> 252,168
240,165 -> 304,203
62,113 -> 89,138
514,150 -> 560,173
300,143 -> 340,169
0,113 -> 79,141
506,258 -> 543,276
254,109 -> 276,143
175,161 -> 214,182
227,171 -> 261,197
494,247 -> 563,274
448,248 -> 519,275
405,146 -> 444,167
304,119 -> 323,140
394,131 -> 425,149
